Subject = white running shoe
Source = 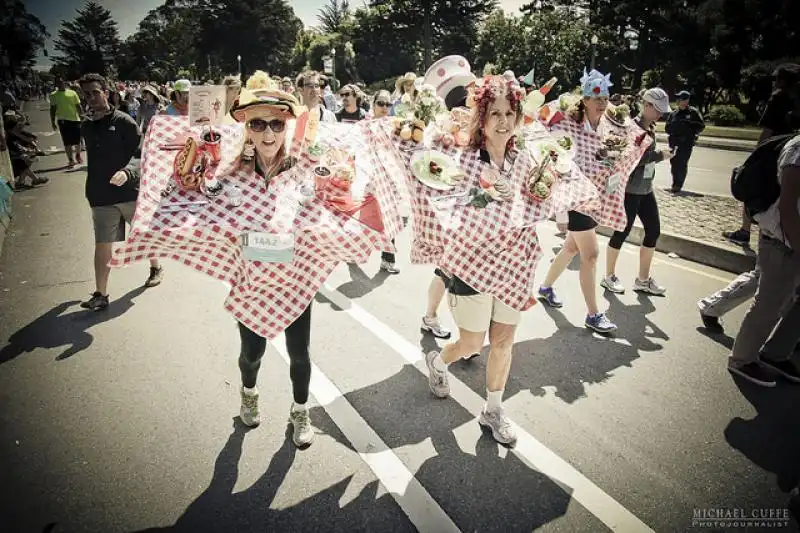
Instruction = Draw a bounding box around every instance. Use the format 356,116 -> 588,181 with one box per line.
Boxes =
240,387 -> 260,427
601,275 -> 625,294
288,404 -> 315,447
634,277 -> 666,296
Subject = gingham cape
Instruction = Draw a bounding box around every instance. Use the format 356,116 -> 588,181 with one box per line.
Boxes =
368,118 -> 600,311
110,116 -> 403,339
549,115 -> 652,231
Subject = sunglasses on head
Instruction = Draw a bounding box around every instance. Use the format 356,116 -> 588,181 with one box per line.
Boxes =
246,118 -> 286,133
375,101 -> 391,107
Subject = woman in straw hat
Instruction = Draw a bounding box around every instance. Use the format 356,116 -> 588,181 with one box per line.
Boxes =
390,72 -> 419,116
424,75 -> 530,447
137,86 -> 164,136
228,72 -> 315,448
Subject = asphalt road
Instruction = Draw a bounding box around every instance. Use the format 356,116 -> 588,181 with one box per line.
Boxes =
1,102 -> 797,533
652,145 -> 749,197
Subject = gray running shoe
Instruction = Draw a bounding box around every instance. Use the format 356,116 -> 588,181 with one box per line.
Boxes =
478,407 -> 517,446
240,388 -> 260,427
421,316 -> 451,339
634,277 -> 666,296
425,351 -> 450,398
288,404 -> 314,447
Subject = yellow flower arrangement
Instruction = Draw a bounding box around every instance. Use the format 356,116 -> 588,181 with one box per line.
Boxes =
245,70 -> 278,91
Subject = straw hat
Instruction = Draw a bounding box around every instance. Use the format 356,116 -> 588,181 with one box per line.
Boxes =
141,85 -> 160,99
230,87 -> 302,122
395,72 -> 418,92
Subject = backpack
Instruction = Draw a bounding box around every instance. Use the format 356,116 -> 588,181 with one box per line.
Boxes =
730,133 -> 796,217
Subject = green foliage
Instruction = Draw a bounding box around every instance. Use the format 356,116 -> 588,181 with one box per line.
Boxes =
317,0 -> 351,34
474,9 -> 593,92
53,1 -> 121,78
0,0 -> 48,72
349,4 -> 416,84
118,0 -> 301,82
708,104 -> 746,126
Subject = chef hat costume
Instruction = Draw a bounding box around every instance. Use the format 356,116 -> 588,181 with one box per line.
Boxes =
423,55 -> 477,110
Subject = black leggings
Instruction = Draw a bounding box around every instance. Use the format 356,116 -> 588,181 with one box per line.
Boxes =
237,303 -> 312,404
609,192 -> 661,249
381,238 -> 396,263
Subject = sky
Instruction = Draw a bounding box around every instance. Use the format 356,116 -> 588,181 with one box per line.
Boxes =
28,0 -> 530,71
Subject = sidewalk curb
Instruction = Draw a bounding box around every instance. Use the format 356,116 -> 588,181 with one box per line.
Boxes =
654,133 -> 755,153
596,225 -> 756,274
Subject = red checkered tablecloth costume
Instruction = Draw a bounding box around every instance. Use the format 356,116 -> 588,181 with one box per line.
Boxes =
548,115 -> 652,231
111,116 -> 403,339
367,118 -> 600,311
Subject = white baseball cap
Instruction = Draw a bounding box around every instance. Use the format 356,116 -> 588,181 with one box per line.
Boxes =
642,88 -> 670,114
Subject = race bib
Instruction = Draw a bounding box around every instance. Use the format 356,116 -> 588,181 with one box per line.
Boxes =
606,173 -> 622,194
241,231 -> 294,263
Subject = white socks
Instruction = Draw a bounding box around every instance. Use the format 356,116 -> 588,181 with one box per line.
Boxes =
291,402 -> 308,414
242,386 -> 258,396
432,353 -> 448,372
486,390 -> 503,412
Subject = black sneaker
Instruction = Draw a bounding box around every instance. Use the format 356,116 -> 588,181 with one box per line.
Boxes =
722,229 -> 751,246
727,362 -> 777,387
144,266 -> 164,287
700,313 -> 724,334
759,357 -> 800,384
80,292 -> 109,311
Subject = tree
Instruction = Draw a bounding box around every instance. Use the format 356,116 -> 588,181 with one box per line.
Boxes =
350,4 -> 417,84
317,0 -> 351,34
53,1 -> 120,78
0,0 -> 48,74
118,0 -> 302,82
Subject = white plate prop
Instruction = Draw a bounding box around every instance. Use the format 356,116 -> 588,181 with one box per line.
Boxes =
551,132 -> 577,159
410,150 -> 464,191
529,139 -> 572,175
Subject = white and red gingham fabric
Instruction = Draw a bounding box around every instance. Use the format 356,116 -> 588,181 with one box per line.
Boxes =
549,116 -> 651,231
111,116 -> 403,339
368,118 -> 600,311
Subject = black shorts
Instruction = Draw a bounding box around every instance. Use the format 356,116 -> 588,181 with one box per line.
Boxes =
567,210 -> 598,232
57,120 -> 82,146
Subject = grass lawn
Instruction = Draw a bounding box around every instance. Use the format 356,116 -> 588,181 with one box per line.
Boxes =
655,122 -> 761,141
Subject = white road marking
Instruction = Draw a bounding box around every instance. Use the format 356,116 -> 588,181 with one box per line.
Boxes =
319,284 -> 656,533
688,167 -> 713,172
37,131 -> 57,137
270,334 -> 461,533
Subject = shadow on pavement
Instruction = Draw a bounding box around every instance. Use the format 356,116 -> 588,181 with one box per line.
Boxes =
450,296 -> 666,405
725,376 -> 800,493
696,326 -> 735,350
128,415 -> 415,533
37,164 -> 70,174
335,262 -> 391,300
0,286 -> 147,364
339,364 -> 573,531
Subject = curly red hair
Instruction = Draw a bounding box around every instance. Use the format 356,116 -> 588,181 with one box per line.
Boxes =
468,75 -> 525,151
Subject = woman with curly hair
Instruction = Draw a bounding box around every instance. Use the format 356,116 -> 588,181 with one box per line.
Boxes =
424,75 -> 529,446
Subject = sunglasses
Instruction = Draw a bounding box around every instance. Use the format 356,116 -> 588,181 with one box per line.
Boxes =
340,92 -> 354,97
246,118 -> 286,133
375,101 -> 391,107
304,83 -> 321,89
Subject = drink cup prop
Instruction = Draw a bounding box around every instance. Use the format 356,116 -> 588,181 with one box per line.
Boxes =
201,126 -> 222,164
